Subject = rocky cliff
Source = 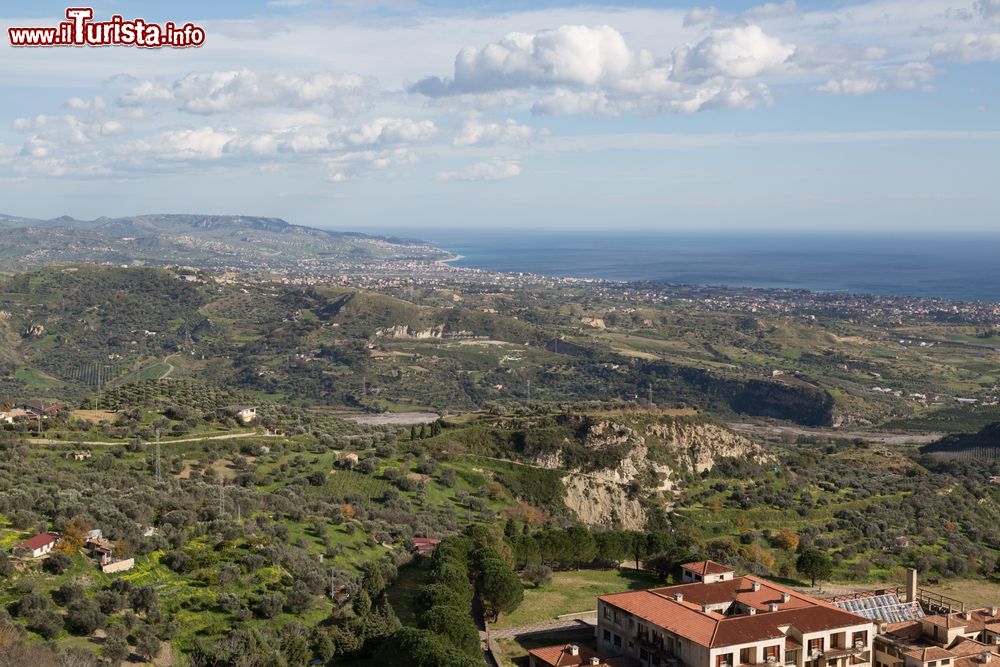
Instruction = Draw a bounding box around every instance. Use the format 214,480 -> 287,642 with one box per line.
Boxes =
467,412 -> 768,530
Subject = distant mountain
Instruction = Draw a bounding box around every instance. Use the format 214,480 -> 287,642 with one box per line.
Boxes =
0,213 -> 445,272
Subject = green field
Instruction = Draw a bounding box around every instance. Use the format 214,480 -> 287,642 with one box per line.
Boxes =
493,569 -> 661,629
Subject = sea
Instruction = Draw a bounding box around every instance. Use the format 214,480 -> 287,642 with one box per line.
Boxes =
389,230 -> 1000,303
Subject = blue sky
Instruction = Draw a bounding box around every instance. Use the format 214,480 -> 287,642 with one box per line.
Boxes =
0,0 -> 998,232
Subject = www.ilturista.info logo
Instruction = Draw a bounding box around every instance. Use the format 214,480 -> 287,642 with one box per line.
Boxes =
8,7 -> 205,48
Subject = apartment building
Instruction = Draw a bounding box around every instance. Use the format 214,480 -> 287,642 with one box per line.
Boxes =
597,561 -> 876,667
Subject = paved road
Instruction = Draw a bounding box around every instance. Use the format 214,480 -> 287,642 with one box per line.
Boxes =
487,617 -> 595,640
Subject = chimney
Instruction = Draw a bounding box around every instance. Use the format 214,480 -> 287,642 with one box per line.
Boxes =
752,581 -> 762,592
589,659 -> 601,666
569,645 -> 580,657
906,569 -> 918,604
782,593 -> 791,603
964,611 -> 974,621
981,652 -> 991,664
675,593 -> 684,602
992,607 -> 999,617
769,603 -> 780,612
750,608 -> 758,615
703,604 -> 712,613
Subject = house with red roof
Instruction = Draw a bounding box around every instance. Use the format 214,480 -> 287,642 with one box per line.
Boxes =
529,643 -> 633,667
597,560 -> 876,667
12,532 -> 61,559
411,537 -> 441,555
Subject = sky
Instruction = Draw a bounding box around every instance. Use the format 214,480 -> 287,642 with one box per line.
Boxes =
0,0 -> 998,233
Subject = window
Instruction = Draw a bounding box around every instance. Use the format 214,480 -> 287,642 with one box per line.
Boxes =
808,638 -> 825,655
853,632 -> 868,648
766,645 -> 781,660
928,662 -> 937,667
614,634 -> 622,647
741,648 -> 753,664
604,606 -> 611,619
613,610 -> 621,624
718,653 -> 734,667
604,629 -> 611,642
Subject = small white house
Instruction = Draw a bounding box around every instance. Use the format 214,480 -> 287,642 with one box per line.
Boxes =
223,405 -> 257,423
12,533 -> 61,559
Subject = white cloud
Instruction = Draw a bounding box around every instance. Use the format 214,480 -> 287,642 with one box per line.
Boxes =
437,161 -> 522,182
412,25 -> 634,95
930,33 -> 1000,62
325,148 -> 415,182
138,127 -> 238,161
452,118 -> 537,146
67,96 -> 106,111
816,62 -> 935,95
411,23 -> 791,115
531,90 -> 620,116
344,117 -> 437,146
744,0 -> 798,19
675,25 -> 796,80
119,69 -> 373,115
683,7 -> 719,27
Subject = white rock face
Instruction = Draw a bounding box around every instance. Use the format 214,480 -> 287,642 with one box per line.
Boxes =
526,416 -> 767,529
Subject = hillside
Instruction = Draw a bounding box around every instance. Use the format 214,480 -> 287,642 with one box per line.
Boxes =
0,265 -> 838,427
433,411 -> 767,530
0,213 -> 445,273
921,422 -> 1000,458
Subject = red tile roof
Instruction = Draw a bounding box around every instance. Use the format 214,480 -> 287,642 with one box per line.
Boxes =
682,560 -> 735,576
14,532 -> 59,551
600,575 -> 872,649
528,644 -> 631,667
903,647 -> 956,662
651,576 -> 814,612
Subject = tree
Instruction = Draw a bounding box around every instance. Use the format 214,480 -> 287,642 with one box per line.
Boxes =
379,628 -> 480,667
796,548 -> 834,586
257,592 -> 285,619
27,610 -> 63,639
477,559 -> 523,622
135,624 -> 162,662
418,605 -> 481,657
102,635 -> 130,667
43,551 -> 72,574
129,585 -> 159,615
417,583 -> 466,611
66,598 -> 106,635
523,564 -> 552,588
776,528 -> 800,551
58,515 -> 92,555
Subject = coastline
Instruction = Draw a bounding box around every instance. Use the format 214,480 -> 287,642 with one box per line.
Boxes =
435,253 -> 464,266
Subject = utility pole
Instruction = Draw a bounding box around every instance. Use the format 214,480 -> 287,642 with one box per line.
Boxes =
155,430 -> 161,483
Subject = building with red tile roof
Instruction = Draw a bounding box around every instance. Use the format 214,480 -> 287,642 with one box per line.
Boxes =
11,532 -> 61,558
598,561 -> 875,667
877,606 -> 1000,667
528,643 -> 633,667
